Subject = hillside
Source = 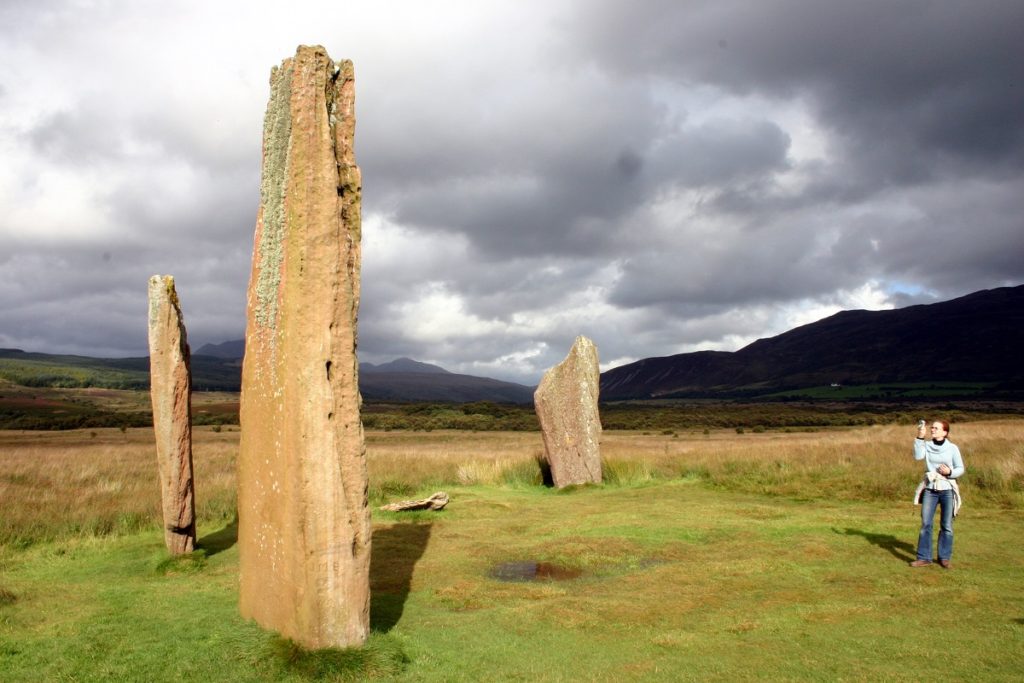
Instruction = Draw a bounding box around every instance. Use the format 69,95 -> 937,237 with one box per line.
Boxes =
4,285 -> 1021,404
358,370 -> 533,403
601,285 -> 1024,400
0,349 -> 242,392
0,348 -> 534,404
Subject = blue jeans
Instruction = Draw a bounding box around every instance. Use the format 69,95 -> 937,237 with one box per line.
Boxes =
917,488 -> 954,561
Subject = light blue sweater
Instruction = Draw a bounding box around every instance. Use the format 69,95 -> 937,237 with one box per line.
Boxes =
913,438 -> 965,490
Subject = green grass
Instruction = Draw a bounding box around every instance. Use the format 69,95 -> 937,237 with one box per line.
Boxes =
3,482 -> 1023,681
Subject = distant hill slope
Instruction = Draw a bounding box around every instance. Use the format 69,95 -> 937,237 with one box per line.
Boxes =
359,356 -> 533,402
601,285 -> 1024,400
361,357 -> 450,374
194,339 -> 245,358
0,348 -> 242,391
0,347 -> 533,403
358,371 -> 533,403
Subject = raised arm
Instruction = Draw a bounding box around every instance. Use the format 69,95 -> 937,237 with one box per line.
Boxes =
913,436 -> 927,461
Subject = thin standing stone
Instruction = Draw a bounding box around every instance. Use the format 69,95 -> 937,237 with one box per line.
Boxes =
238,45 -> 370,649
147,274 -> 197,555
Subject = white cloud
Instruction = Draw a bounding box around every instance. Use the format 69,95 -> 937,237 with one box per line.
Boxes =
394,283 -> 505,343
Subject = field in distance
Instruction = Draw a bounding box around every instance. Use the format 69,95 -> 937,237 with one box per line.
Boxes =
1,422 -> 1022,680
3,378 -> 1024,431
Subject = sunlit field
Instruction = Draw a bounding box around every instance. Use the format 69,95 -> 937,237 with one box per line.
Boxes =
2,420 -> 1023,680
2,420 -> 1021,547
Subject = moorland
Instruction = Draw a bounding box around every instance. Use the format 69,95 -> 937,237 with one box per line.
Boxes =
2,416 -> 1022,681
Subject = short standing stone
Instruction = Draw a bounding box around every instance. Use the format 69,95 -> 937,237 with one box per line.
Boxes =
147,275 -> 196,555
238,45 -> 370,649
534,336 -> 603,487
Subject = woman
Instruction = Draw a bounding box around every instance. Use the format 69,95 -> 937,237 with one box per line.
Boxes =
910,420 -> 965,569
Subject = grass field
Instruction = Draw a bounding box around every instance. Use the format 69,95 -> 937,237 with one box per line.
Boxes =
2,422 -> 1023,680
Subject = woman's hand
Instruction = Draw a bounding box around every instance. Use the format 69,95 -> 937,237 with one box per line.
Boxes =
937,464 -> 951,477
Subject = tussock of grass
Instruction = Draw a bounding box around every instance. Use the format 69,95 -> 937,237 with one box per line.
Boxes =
369,479 -> 415,505
455,458 -> 513,485
603,457 -> 656,486
268,635 -> 408,680
497,455 -> 548,487
0,586 -> 16,606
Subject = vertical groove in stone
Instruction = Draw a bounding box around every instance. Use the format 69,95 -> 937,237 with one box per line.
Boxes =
147,275 -> 197,555
239,45 -> 370,649
534,336 -> 603,488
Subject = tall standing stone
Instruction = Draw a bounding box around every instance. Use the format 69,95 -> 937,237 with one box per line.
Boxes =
534,336 -> 603,487
147,275 -> 197,555
238,45 -> 370,649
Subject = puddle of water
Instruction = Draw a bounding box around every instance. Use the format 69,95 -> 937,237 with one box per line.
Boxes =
489,561 -> 583,582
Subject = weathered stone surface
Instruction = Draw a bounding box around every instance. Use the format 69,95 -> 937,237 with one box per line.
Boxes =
533,336 -> 603,487
380,491 -> 450,512
238,45 -> 370,649
147,275 -> 196,555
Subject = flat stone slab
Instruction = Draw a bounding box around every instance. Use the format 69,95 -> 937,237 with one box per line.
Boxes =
380,492 -> 450,512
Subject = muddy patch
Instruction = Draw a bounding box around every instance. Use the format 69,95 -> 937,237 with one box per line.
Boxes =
489,561 -> 583,582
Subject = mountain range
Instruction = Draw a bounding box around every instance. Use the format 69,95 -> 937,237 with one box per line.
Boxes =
186,343 -> 536,403
600,284 -> 1024,400
357,359 -> 534,403
2,285 -> 1021,402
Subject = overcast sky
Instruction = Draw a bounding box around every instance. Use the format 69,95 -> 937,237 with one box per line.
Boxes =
1,0 -> 1022,384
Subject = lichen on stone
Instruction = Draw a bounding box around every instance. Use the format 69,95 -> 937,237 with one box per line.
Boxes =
148,276 -> 161,327
253,59 -> 294,329
164,275 -> 180,309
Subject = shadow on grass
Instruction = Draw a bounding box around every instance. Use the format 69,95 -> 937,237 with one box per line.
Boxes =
370,522 -> 432,633
198,514 -> 238,557
835,527 -> 915,563
536,454 -> 554,488
155,549 -> 208,575
0,586 -> 17,606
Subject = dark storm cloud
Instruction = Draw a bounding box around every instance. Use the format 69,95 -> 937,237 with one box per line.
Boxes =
531,0 -> 1024,323
567,0 -> 1024,183
351,0 -> 1024,380
363,82 -> 792,261
0,230 -> 251,356
360,73 -> 665,257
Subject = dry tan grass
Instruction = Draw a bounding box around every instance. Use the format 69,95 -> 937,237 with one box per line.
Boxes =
368,420 -> 1024,499
366,430 -> 545,488
2,418 -> 1021,545
0,426 -> 239,545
